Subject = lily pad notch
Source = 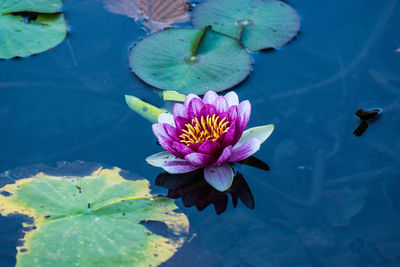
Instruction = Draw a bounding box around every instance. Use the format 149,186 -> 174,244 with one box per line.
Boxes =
129,26 -> 252,95
192,0 -> 300,51
0,0 -> 67,59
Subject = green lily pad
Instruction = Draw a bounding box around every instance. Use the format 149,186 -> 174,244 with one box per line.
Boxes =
192,0 -> 300,51
0,0 -> 67,59
0,166 -> 189,266
129,27 -> 252,95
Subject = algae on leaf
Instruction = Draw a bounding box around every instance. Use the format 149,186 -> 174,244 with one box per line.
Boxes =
129,27 -> 252,95
193,0 -> 300,51
0,0 -> 67,59
0,166 -> 189,267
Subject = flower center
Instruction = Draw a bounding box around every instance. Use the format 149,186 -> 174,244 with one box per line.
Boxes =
179,114 -> 230,146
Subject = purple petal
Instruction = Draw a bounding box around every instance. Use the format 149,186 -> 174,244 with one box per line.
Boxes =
200,104 -> 217,117
215,145 -> 232,165
222,121 -> 236,147
187,97 -> 204,119
198,140 -> 220,156
184,94 -> 201,107
229,138 -> 261,162
184,153 -> 214,167
238,100 -> 251,130
214,96 -> 229,113
204,163 -> 234,192
152,123 -> 173,146
226,105 -> 238,121
224,91 -> 239,107
203,90 -> 218,105
218,111 -> 229,122
152,123 -> 181,157
163,160 -> 200,174
235,100 -> 251,143
173,103 -> 187,118
158,113 -> 175,126
172,141 -> 194,156
163,123 -> 179,141
189,142 -> 202,151
174,116 -> 190,131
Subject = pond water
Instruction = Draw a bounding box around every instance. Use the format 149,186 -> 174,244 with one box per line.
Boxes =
1,0 -> 400,266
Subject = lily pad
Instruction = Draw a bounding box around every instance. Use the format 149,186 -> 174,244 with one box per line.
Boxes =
129,27 -> 252,95
192,0 -> 300,51
0,165 -> 189,266
0,0 -> 67,59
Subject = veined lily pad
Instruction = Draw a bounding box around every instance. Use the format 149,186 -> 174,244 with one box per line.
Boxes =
192,0 -> 300,51
0,0 -> 67,59
129,27 -> 252,95
0,165 -> 189,266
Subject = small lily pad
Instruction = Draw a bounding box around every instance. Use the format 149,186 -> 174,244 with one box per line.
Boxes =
129,27 -> 252,95
192,0 -> 300,51
0,0 -> 67,59
0,165 -> 189,266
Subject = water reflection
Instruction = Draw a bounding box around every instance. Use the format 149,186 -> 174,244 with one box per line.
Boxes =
155,157 -> 270,214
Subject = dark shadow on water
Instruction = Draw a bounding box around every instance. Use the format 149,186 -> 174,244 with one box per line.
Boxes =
155,166 -> 260,215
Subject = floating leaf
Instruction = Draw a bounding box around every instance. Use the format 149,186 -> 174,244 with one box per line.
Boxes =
125,94 -> 166,123
0,166 -> 189,266
129,27 -> 252,95
192,0 -> 300,51
163,90 -> 186,102
104,0 -> 190,32
0,0 -> 67,59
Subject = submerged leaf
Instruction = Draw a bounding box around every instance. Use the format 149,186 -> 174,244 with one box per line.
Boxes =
0,165 -> 189,266
163,90 -> 186,102
0,0 -> 67,59
125,94 -> 166,123
104,0 -> 190,32
129,28 -> 252,94
193,0 -> 300,51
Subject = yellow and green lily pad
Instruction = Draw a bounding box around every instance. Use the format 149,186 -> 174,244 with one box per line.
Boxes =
0,0 -> 67,59
0,165 -> 189,266
192,0 -> 300,51
129,27 -> 252,95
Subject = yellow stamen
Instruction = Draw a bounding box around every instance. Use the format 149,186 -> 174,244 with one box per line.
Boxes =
179,115 -> 230,146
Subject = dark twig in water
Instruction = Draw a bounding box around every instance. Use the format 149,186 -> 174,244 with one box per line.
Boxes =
353,108 -> 380,137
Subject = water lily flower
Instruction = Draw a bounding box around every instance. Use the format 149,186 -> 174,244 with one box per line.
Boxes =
146,90 -> 274,192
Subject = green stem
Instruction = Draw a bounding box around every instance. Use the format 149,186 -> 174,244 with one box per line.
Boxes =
190,25 -> 212,61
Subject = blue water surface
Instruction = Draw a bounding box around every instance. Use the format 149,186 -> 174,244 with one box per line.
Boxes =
1,0 -> 400,266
